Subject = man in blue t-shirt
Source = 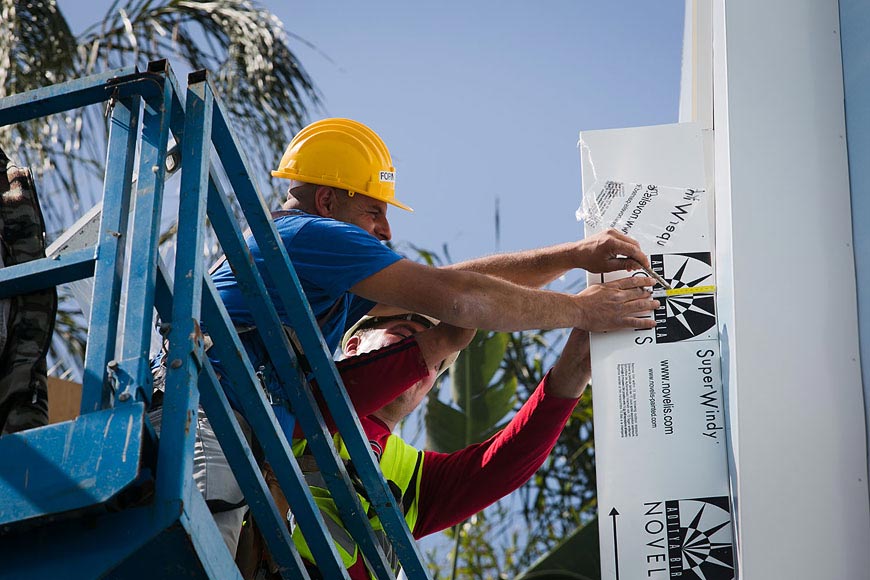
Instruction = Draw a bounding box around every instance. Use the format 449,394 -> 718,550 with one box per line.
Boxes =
211,210 -> 400,359
211,118 -> 659,430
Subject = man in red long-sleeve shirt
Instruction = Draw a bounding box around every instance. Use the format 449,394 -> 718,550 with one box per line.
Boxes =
290,312 -> 597,579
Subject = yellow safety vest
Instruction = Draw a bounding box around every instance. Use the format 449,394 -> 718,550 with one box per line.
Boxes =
291,433 -> 424,576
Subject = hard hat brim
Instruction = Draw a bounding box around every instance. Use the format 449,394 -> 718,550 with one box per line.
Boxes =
271,170 -> 414,213
383,196 -> 413,213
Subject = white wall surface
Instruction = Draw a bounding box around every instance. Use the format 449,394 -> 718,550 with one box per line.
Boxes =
712,0 -> 870,578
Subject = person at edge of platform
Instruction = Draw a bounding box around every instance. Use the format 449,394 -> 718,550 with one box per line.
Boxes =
182,116 -> 657,561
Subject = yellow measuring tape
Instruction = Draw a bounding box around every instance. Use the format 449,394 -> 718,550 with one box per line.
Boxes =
653,285 -> 716,298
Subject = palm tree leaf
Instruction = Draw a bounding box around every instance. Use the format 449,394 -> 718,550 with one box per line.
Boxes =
480,418 -> 512,442
450,330 -> 509,407
3,0 -> 323,233
471,374 -> 517,428
425,397 -> 468,453
426,331 -> 517,454
0,0 -> 79,99
77,0 -> 322,180
570,384 -> 593,420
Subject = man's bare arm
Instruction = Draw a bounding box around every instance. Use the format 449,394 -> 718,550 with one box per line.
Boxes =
546,329 -> 592,399
351,258 -> 659,333
443,229 -> 651,288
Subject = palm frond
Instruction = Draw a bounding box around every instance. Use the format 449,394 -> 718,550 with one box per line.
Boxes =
82,0 -> 322,179
0,0 -> 89,232
1,0 -> 321,233
425,330 -> 516,453
0,0 -> 322,377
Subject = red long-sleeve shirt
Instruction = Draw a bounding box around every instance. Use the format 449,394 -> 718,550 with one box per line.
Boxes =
297,337 -> 579,579
348,373 -> 578,579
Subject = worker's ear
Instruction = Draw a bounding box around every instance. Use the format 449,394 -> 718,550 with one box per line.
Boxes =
313,186 -> 339,218
343,335 -> 361,357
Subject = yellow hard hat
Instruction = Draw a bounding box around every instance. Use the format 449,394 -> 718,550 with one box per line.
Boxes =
272,118 -> 413,212
342,312 -> 460,378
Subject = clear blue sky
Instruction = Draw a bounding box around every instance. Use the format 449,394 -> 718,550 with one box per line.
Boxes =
60,0 -> 685,264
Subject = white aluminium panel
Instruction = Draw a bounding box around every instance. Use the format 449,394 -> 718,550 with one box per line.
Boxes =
713,0 -> 870,578
581,123 -> 734,580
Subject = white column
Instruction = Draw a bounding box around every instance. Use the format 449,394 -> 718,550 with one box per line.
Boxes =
679,0 -> 712,130
712,0 -> 870,578
839,0 -> 870,498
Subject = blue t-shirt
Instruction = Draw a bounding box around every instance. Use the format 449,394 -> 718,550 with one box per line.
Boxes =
209,211 -> 402,435
212,211 -> 402,352
209,211 -> 402,432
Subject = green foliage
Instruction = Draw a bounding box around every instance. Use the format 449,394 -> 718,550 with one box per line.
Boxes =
1,0 -> 320,230
400,241 -> 453,268
1,0 -> 91,232
425,508 -> 519,580
514,517 -> 600,580
74,0 -> 322,187
426,330 -> 516,453
423,329 -> 517,580
412,240 -> 600,578
0,0 -> 78,93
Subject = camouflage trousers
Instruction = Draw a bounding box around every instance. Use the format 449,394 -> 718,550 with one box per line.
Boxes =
0,149 -> 57,435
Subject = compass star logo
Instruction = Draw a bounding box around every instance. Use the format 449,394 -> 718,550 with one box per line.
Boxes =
652,252 -> 716,343
666,496 -> 734,580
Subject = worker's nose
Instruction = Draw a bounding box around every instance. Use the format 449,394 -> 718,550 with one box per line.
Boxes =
376,217 -> 392,241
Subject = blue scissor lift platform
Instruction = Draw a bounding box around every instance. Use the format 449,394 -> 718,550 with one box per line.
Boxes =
0,61 -> 430,580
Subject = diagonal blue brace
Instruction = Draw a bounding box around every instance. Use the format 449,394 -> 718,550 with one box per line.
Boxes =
153,259 -> 317,579
199,279 -> 348,579
197,363 -> 313,580
203,182 -> 354,578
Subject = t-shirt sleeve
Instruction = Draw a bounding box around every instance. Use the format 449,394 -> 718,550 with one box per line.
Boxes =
288,219 -> 403,298
345,294 -> 376,331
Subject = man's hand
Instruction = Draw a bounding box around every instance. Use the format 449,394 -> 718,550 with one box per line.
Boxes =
575,229 -> 651,273
415,322 -> 475,372
574,276 -> 659,331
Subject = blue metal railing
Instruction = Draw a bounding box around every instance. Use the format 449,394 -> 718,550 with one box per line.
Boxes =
0,61 -> 430,580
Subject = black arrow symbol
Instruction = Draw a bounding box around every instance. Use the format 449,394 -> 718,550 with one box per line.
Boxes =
609,507 -> 620,580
